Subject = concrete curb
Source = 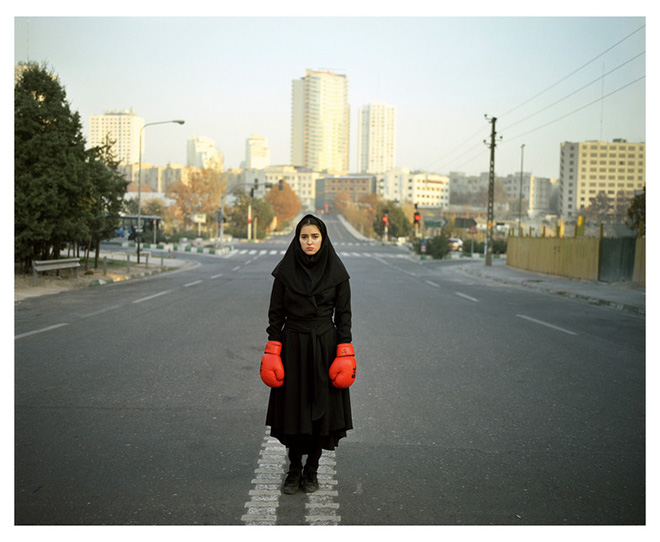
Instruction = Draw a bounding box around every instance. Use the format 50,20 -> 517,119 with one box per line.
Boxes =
121,241 -> 233,257
460,265 -> 645,316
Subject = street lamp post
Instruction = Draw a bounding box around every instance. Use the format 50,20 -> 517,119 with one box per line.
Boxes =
137,119 -> 185,263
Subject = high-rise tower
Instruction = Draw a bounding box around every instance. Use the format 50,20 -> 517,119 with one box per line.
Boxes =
291,69 -> 349,174
357,102 -> 396,174
88,108 -> 144,165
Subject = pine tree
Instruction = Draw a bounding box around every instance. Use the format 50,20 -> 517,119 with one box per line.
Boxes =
15,63 -> 89,271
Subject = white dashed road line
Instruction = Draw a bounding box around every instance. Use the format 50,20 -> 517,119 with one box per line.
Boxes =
455,291 -> 479,303
516,314 -> 578,335
132,290 -> 172,304
15,323 -> 68,340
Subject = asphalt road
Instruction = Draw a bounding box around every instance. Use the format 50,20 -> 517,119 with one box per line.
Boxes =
14,216 -> 645,525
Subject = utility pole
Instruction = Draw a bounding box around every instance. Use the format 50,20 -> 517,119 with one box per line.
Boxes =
484,115 -> 499,267
519,143 -> 525,236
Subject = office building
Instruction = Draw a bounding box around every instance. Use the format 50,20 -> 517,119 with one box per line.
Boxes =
187,136 -> 224,170
245,134 -> 271,169
89,108 -> 144,165
559,139 -> 645,219
315,174 -> 376,211
357,102 -> 396,174
291,69 -> 350,174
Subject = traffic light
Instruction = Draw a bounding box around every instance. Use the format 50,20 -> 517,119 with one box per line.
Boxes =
414,212 -> 421,225
382,215 -> 389,227
278,179 -> 284,190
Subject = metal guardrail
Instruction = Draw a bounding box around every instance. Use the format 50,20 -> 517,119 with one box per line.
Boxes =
32,258 -> 81,286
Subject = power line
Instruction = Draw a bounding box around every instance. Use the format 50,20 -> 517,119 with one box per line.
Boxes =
503,75 -> 645,143
501,51 -> 645,133
502,24 -> 645,118
419,24 -> 645,174
420,123 -> 489,171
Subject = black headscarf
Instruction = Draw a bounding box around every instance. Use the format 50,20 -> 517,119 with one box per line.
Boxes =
272,214 -> 349,296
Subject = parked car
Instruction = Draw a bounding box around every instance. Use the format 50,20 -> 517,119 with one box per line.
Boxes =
448,238 -> 463,251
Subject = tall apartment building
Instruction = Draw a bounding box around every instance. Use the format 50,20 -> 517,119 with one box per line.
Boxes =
558,139 -> 645,219
357,102 -> 396,174
89,108 -> 144,165
187,136 -> 224,170
244,134 -> 271,169
291,69 -> 350,174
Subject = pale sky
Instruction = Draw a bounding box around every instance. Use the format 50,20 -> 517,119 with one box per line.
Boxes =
11,5 -> 648,180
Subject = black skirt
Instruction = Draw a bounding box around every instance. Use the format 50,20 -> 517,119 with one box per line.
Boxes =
266,317 -> 353,452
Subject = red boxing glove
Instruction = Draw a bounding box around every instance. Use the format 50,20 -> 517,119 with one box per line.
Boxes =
329,343 -> 357,388
260,341 -> 284,388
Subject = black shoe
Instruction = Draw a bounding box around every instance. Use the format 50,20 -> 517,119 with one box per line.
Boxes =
282,469 -> 302,495
301,467 -> 319,493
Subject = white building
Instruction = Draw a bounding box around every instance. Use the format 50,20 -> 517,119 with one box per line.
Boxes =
357,102 -> 396,174
89,108 -> 144,165
559,139 -> 645,219
528,176 -> 559,218
246,165 -> 319,211
291,69 -> 350,174
187,136 -> 224,170
407,172 -> 450,208
245,134 -> 271,169
378,168 -> 449,208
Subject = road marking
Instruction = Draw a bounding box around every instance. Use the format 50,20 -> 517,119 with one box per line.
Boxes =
305,451 -> 340,525
183,280 -> 203,288
425,280 -> 439,287
15,323 -> 68,340
81,305 -> 120,318
231,266 -> 241,272
210,273 -> 223,279
132,290 -> 172,304
242,430 -> 342,525
455,292 -> 479,302
242,430 -> 286,525
516,314 -> 578,335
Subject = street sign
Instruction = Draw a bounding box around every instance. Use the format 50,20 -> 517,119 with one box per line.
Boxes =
467,225 -> 477,234
424,217 -> 448,228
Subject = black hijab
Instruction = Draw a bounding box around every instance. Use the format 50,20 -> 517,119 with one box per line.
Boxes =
272,214 -> 349,296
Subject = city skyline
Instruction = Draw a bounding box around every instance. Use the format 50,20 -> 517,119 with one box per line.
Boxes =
12,13 -> 646,180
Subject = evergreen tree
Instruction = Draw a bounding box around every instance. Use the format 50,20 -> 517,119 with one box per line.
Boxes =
15,63 -> 89,271
85,137 -> 129,268
627,186 -> 645,234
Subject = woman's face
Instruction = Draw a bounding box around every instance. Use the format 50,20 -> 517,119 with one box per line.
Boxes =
299,224 -> 323,256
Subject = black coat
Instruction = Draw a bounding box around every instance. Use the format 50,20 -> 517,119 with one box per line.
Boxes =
265,276 -> 353,451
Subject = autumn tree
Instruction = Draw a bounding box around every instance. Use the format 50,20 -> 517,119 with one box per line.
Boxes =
265,180 -> 301,230
335,191 -> 376,237
226,193 -> 274,240
166,169 -> 225,233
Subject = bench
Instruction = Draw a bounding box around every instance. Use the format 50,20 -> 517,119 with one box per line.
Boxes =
32,258 -> 81,286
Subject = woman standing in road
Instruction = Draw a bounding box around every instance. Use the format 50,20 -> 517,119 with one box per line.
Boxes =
259,214 -> 356,494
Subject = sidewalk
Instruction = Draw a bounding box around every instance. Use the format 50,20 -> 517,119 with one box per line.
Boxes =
457,258 -> 645,315
14,250 -> 193,302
